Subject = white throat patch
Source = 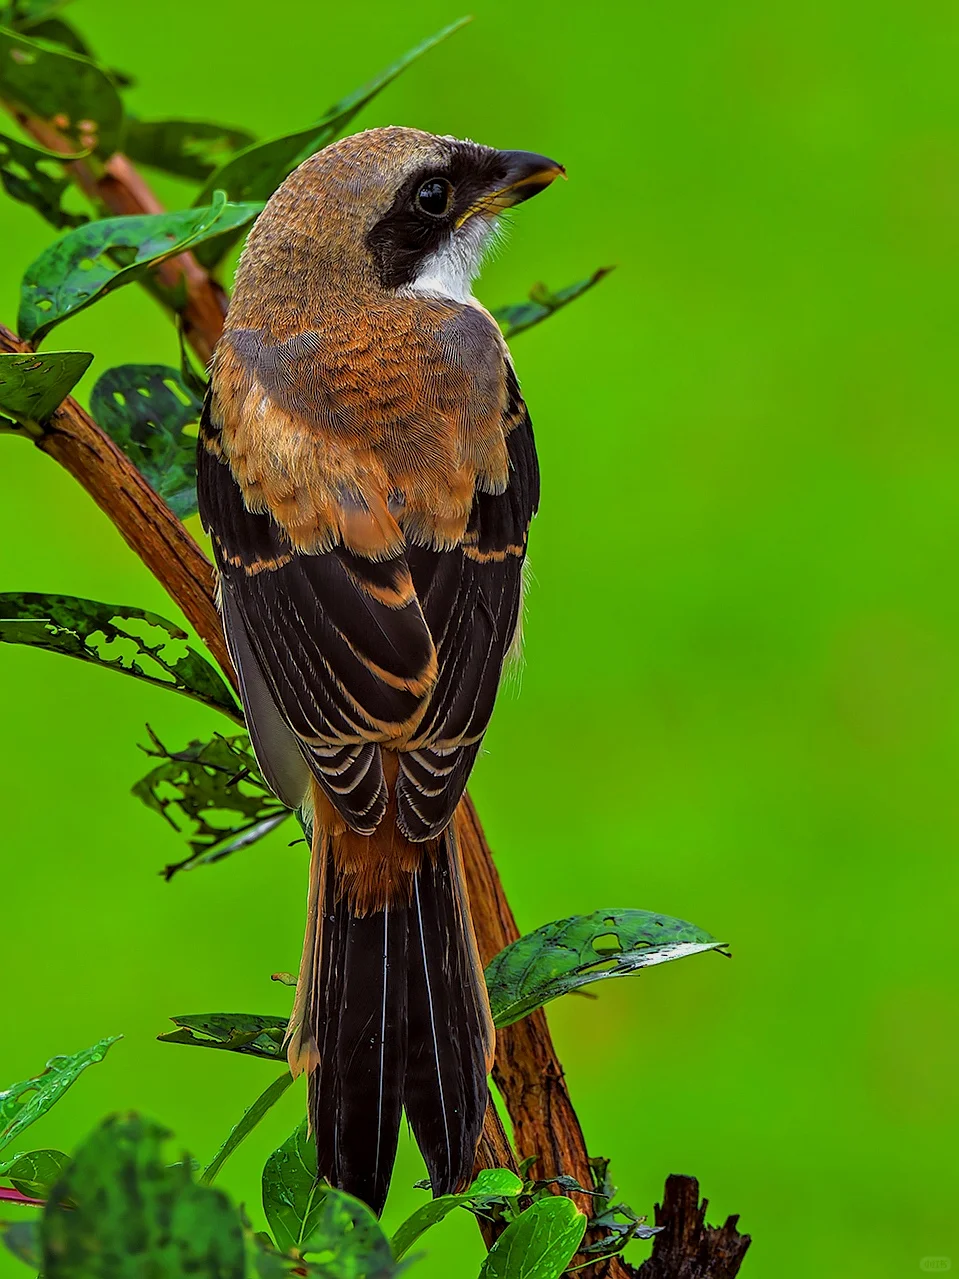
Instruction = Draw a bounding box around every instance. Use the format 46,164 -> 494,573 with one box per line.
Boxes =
404,216 -> 498,304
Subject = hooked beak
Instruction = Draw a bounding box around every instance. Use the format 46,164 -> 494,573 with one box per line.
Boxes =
457,150 -> 566,227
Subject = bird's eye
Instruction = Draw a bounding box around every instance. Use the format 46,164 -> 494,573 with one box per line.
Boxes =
416,178 -> 452,217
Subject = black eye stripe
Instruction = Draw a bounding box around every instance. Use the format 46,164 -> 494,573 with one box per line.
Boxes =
417,177 -> 453,217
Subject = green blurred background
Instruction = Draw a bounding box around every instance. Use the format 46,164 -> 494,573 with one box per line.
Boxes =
2,0 -> 957,1274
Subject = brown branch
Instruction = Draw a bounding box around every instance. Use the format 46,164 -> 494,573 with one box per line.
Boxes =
636,1176 -> 751,1278
0,323 -> 231,678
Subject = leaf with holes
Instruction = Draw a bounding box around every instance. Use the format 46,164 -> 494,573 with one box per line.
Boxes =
391,1168 -> 524,1260
261,1120 -> 327,1254
41,1115 -> 246,1278
18,192 -> 263,343
158,1013 -> 289,1062
0,593 -> 240,718
132,729 -> 289,878
90,364 -> 201,519
191,18 -> 468,266
298,1186 -> 396,1273
0,1037 -> 119,1156
0,350 -> 91,427
0,1148 -> 70,1199
479,1197 -> 587,1279
494,269 -> 613,341
0,26 -> 123,157
485,908 -> 727,1029
0,129 -> 87,228
125,118 -> 257,181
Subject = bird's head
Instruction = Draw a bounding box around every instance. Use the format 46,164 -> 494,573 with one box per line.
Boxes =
232,126 -> 564,318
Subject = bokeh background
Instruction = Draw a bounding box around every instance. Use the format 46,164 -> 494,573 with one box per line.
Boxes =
2,1 -> 957,1274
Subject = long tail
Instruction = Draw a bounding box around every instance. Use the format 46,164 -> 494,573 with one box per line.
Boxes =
287,782 -> 493,1215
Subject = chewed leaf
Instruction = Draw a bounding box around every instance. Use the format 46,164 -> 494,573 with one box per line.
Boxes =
479,1196 -> 587,1279
485,908 -> 727,1028
0,129 -> 87,228
42,1115 -> 246,1277
0,593 -> 240,720
125,118 -> 256,181
494,268 -> 613,341
132,729 -> 289,878
18,193 -> 263,343
191,18 -> 468,266
0,26 -> 123,157
0,350 -> 92,426
158,1013 -> 288,1061
90,364 -> 201,519
0,1037 -> 120,1156
391,1168 -> 524,1260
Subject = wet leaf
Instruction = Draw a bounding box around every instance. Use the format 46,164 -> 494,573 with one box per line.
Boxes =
0,25 -> 123,157
0,349 -> 91,425
478,1197 -> 587,1279
494,269 -> 613,341
0,1219 -> 40,1266
42,1114 -> 246,1277
158,1013 -> 288,1061
262,1120 -> 325,1254
0,593 -> 240,719
125,118 -> 256,181
391,1168 -> 524,1260
0,1148 -> 69,1199
0,1036 -> 120,1155
192,18 -> 468,266
18,191 -> 263,343
298,1187 -> 396,1273
132,729 -> 289,878
202,1072 -> 293,1187
90,363 -> 200,519
485,908 -> 727,1028
0,128 -> 86,228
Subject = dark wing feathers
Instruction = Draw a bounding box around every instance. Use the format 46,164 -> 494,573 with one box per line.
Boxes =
199,325 -> 537,839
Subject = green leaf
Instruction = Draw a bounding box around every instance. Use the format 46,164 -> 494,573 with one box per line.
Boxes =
0,1036 -> 119,1155
0,128 -> 86,228
18,191 -> 263,343
0,592 -> 241,720
132,729 -> 289,879
478,1197 -> 587,1279
0,1220 -> 40,1267
90,363 -> 201,519
41,1114 -> 246,1277
0,25 -> 123,157
0,1149 -> 70,1198
299,1187 -> 396,1273
0,349 -> 91,426
125,118 -> 256,181
191,18 -> 468,266
202,1072 -> 293,1187
158,1012 -> 288,1061
493,269 -> 613,341
391,1169 -> 524,1261
485,908 -> 727,1029
262,1120 -> 326,1254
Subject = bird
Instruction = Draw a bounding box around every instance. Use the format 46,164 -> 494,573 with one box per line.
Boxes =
197,125 -> 563,1215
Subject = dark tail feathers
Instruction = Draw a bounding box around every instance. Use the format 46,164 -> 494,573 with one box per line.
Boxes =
289,815 -> 493,1215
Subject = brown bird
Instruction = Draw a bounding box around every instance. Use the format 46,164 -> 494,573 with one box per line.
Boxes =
197,126 -> 563,1213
